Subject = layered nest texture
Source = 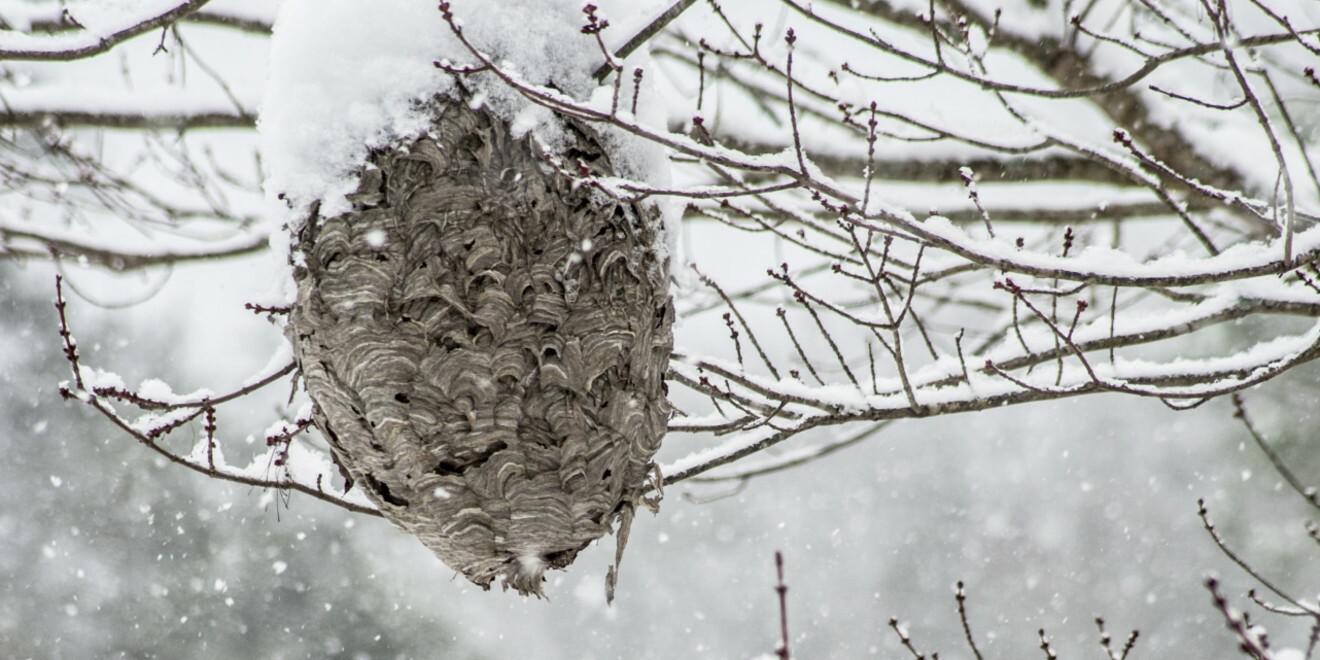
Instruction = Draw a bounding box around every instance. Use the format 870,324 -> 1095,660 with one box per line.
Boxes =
287,100 -> 673,596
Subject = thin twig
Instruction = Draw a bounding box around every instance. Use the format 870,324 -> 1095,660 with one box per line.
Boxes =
955,581 -> 985,660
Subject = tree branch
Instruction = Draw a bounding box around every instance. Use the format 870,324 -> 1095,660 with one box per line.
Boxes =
0,0 -> 216,61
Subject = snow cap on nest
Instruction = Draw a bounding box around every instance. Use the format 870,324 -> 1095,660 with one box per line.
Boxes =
259,0 -> 672,220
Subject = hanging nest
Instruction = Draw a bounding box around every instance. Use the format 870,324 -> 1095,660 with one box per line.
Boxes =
286,99 -> 673,598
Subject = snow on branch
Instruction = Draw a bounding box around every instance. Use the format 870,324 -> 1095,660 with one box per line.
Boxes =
0,0 -> 272,35
434,5 -> 1320,283
0,0 -> 216,61
50,275 -> 378,517
413,0 -> 1320,483
16,0 -> 1320,499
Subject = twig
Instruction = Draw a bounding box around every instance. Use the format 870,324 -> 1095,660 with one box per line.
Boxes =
51,276 -> 377,517
1038,628 -> 1058,660
1232,394 -> 1319,511
1096,617 -> 1140,660
0,0 -> 215,61
955,581 -> 985,660
591,0 -> 698,80
1205,576 -> 1273,660
888,617 -> 932,660
774,551 -> 791,660
1197,499 -> 1315,614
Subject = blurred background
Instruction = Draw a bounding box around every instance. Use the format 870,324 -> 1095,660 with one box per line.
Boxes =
1,0 -> 1318,658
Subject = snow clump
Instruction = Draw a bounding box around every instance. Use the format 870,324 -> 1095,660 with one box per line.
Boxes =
260,0 -> 671,221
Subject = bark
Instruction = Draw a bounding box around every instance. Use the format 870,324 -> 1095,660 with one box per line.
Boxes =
287,100 -> 673,597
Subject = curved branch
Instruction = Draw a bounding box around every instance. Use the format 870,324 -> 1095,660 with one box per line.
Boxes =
664,323 -> 1320,483
10,5 -> 271,35
0,225 -> 270,271
0,0 -> 215,61
51,274 -> 378,517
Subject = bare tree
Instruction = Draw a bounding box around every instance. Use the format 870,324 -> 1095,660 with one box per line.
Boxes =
6,0 -> 1318,621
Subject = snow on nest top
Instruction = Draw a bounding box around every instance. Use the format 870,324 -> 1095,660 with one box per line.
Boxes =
260,0 -> 671,220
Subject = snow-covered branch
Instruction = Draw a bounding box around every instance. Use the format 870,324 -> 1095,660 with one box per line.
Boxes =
17,0 -> 1320,504
51,274 -> 378,516
0,0 -> 216,61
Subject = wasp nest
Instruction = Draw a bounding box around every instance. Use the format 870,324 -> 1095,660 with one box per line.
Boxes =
287,100 -> 673,597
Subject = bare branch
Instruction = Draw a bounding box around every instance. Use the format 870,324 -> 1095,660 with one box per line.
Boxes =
0,0 -> 216,61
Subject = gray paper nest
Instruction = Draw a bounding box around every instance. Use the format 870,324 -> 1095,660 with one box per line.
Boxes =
286,100 -> 673,598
